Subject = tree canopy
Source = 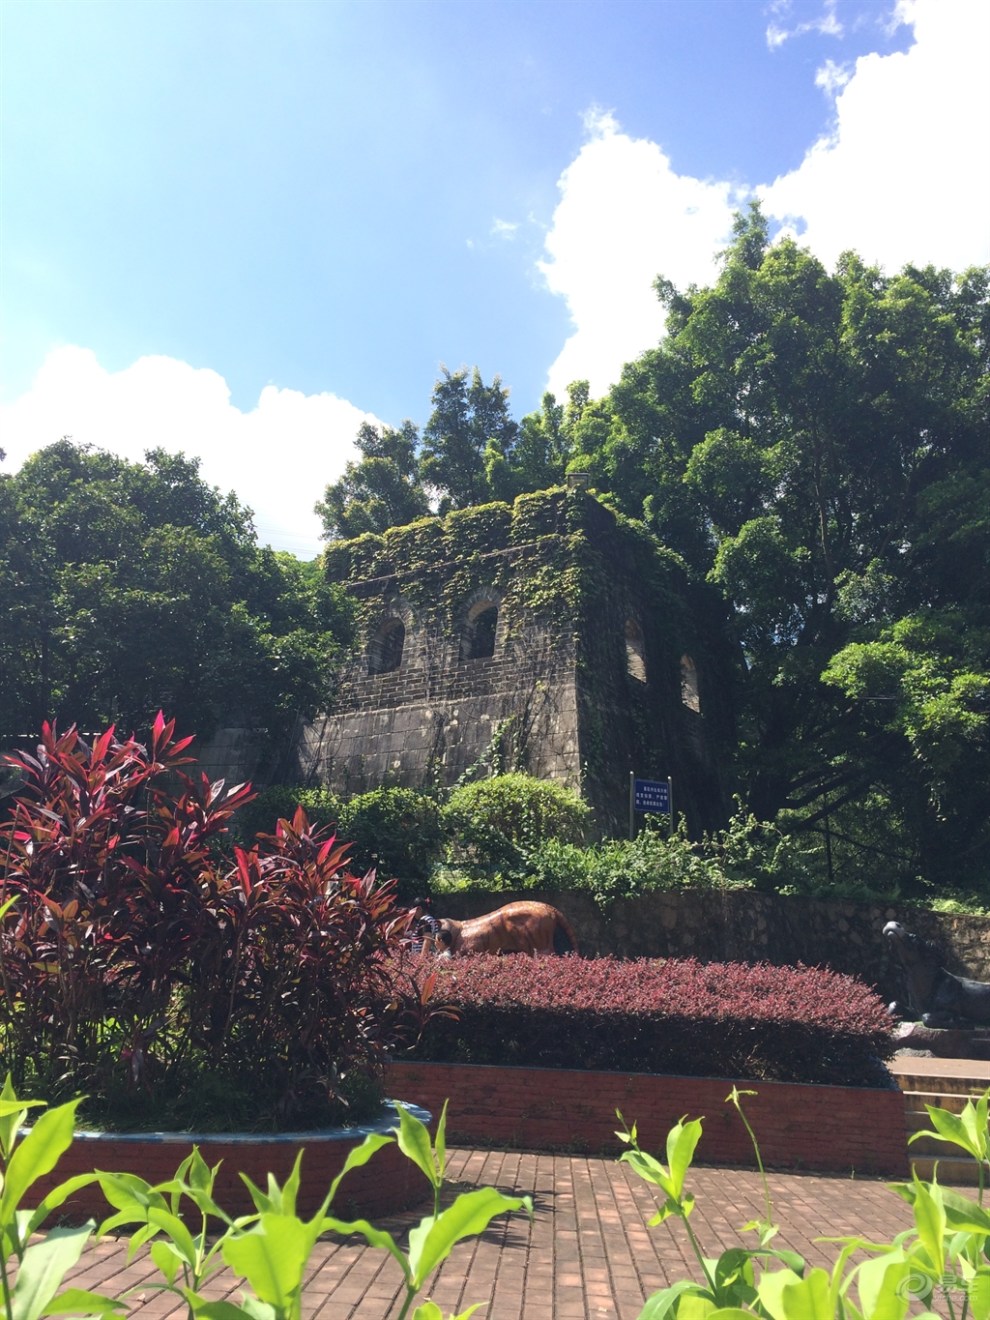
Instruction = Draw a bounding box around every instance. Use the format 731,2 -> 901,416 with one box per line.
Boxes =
315,206 -> 988,893
5,208 -> 988,896
0,440 -> 354,748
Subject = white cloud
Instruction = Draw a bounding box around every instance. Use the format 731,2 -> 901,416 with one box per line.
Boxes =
539,0 -> 989,403
761,0 -> 990,272
815,58 -> 853,97
767,0 -> 844,49
0,347 -> 379,559
491,218 -> 520,240
539,110 -> 738,399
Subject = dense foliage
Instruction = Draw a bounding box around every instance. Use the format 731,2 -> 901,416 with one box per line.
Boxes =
0,440 -> 354,753
409,953 -> 895,1087
4,213 -> 986,898
232,784 -> 444,897
316,211 -> 989,897
441,773 -> 591,876
231,783 -> 343,844
0,717 -> 425,1130
338,788 -> 445,893
437,809 -> 818,903
238,778 -> 983,909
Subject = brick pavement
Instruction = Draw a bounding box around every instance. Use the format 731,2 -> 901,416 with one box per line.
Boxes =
60,1145 -> 919,1319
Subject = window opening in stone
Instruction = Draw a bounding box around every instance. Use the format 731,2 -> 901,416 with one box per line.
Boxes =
680,655 -> 701,712
464,604 -> 498,660
369,619 -> 405,675
625,619 -> 647,683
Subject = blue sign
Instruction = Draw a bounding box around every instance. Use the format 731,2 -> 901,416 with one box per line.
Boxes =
634,778 -> 670,814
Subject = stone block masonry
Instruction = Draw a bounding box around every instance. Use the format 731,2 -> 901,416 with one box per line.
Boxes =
289,490 -> 735,834
435,889 -> 990,1002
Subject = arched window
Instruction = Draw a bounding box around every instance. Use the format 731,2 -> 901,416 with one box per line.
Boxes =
625,618 -> 647,683
368,618 -> 405,675
460,597 -> 499,661
680,655 -> 701,712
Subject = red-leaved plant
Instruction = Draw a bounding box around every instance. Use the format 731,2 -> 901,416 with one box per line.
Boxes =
409,952 -> 896,1087
0,715 -> 428,1130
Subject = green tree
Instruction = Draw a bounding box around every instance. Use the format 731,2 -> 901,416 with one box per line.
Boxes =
0,440 -> 354,747
571,206 -> 989,890
419,366 -> 519,512
315,420 -> 429,540
488,390 -> 572,500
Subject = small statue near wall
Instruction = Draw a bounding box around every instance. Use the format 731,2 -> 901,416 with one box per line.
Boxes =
883,920 -> 990,1029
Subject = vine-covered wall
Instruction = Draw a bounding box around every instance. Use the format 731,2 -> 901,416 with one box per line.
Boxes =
290,488 -> 733,831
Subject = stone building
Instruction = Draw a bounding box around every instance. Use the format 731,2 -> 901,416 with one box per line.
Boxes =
288,487 -> 734,835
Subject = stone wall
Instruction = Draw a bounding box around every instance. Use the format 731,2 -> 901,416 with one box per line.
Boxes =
291,586 -> 582,796
193,726 -> 266,785
434,889 -> 990,1003
288,490 -> 733,833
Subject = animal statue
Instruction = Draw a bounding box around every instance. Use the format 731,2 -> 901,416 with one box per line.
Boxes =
883,920 -> 990,1028
433,901 -> 579,958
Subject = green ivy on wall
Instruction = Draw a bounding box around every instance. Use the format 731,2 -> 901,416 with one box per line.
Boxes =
320,487 -> 731,815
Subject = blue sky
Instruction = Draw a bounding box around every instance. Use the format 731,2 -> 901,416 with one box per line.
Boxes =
2,0 -> 987,557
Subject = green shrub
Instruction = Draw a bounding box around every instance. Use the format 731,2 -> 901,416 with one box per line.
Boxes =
338,787 -> 444,896
442,773 -> 590,877
232,783 -> 342,843
504,837 -> 594,891
515,819 -> 746,907
576,826 -> 716,904
516,810 -> 818,908
703,805 -> 815,892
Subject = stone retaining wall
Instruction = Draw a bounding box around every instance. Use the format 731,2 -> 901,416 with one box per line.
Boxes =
386,1061 -> 909,1177
435,890 -> 990,1004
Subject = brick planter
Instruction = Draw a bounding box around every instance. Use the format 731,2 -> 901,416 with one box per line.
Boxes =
386,1061 -> 908,1177
29,1102 -> 432,1224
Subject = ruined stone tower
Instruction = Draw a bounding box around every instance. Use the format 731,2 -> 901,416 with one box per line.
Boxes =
289,488 -> 731,834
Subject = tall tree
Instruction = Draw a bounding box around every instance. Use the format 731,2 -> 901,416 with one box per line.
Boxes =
316,420 -> 429,540
419,367 -> 519,512
0,440 -> 353,745
498,388 -> 577,500
571,206 -> 989,888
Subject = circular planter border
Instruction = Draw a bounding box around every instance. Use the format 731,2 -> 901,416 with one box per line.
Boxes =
31,1100 -> 431,1224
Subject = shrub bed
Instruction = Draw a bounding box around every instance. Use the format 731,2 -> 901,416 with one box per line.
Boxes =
408,953 -> 896,1087
0,717 -> 430,1131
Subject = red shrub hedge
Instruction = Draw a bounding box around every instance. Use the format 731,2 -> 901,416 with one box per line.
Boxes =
408,953 -> 896,1087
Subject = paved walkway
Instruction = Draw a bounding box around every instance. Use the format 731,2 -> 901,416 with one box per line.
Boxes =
66,1144 -> 919,1320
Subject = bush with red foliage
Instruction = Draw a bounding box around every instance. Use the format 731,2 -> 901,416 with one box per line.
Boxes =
409,953 -> 896,1087
0,716 -> 424,1129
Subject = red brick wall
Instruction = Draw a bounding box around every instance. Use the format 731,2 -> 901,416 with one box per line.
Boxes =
30,1126 -> 430,1224
386,1061 -> 908,1177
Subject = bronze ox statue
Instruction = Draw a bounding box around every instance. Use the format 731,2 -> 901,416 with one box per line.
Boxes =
883,920 -> 990,1028
432,901 -> 579,958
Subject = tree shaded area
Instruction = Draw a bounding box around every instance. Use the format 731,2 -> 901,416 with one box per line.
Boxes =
0,440 -> 354,751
